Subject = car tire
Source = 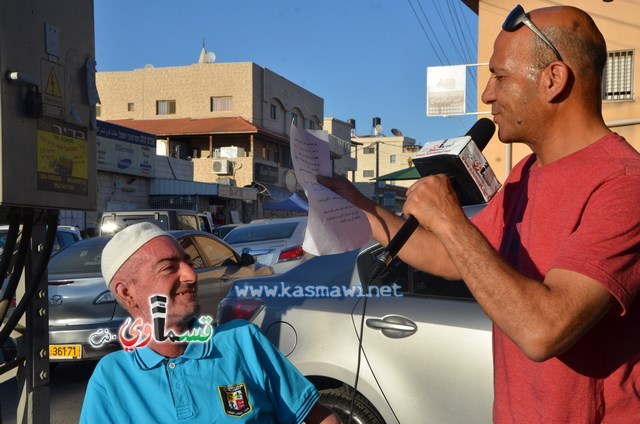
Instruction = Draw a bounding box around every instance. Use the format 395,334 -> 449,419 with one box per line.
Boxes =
319,386 -> 385,424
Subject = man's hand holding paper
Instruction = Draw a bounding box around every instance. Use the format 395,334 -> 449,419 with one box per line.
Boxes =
290,124 -> 372,255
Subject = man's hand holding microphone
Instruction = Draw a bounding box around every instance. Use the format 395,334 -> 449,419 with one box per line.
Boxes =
317,118 -> 497,281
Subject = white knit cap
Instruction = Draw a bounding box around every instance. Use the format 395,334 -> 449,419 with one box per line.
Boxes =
101,222 -> 170,287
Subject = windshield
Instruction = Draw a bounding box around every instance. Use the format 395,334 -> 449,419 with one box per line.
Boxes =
225,222 -> 299,244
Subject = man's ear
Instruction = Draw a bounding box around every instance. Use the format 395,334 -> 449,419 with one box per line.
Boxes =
112,280 -> 136,309
542,62 -> 570,102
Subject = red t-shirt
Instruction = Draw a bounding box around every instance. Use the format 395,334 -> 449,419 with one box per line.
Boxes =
472,133 -> 640,423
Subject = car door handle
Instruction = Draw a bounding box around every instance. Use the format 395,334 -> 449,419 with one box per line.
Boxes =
366,315 -> 417,338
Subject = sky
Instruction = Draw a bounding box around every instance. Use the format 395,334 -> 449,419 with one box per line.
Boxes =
94,0 -> 481,146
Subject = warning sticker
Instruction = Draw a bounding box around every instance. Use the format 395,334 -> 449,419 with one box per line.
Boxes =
37,119 -> 88,195
41,60 -> 65,119
45,67 -> 62,97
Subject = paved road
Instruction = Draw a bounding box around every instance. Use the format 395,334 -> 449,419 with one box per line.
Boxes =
0,361 -> 96,424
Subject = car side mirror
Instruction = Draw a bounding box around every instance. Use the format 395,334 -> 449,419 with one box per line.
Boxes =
240,252 -> 255,266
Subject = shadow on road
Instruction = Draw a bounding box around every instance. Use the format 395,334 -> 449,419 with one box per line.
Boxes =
1,361 -> 97,424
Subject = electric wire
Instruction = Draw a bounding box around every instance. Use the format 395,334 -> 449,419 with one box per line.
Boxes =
414,0 -> 453,64
0,211 -> 34,347
347,295 -> 368,424
454,0 -> 479,56
407,0 -> 480,115
0,210 -> 59,347
405,0 -> 447,64
446,0 -> 479,110
0,211 -> 21,323
427,0 -> 472,64
445,0 -> 476,65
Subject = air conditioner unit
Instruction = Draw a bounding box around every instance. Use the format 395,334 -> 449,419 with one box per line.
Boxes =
212,159 -> 232,174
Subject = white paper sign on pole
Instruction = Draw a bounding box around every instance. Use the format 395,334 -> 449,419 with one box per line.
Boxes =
426,65 -> 467,116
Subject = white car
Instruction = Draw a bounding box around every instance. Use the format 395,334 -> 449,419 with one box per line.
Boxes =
218,204 -> 493,423
218,243 -> 494,423
224,217 -> 310,274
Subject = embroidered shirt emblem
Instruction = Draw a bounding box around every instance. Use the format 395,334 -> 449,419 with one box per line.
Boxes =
218,382 -> 252,417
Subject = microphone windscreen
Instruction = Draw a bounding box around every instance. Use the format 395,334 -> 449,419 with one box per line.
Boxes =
465,118 -> 495,151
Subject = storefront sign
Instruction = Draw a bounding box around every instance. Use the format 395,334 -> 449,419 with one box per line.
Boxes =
254,163 -> 279,184
218,185 -> 257,201
97,121 -> 156,177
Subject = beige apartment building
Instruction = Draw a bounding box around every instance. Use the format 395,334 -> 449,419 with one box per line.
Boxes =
351,132 -> 419,190
341,117 -> 419,209
95,50 -> 345,222
472,0 -> 640,181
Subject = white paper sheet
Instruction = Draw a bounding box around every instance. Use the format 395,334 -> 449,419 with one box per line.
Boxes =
290,124 -> 372,255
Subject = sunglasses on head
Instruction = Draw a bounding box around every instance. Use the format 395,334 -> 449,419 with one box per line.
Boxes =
503,4 -> 563,61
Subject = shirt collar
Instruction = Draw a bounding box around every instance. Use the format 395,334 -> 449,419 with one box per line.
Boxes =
134,335 -> 221,370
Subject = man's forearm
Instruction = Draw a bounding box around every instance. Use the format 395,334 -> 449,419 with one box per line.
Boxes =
356,196 -> 460,279
431,216 -> 612,361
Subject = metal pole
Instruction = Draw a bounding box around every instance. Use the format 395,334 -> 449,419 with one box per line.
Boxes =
375,141 -> 380,204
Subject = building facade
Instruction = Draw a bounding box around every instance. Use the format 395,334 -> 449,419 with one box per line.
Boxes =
344,118 -> 420,210
322,117 -> 358,178
95,51 -> 354,223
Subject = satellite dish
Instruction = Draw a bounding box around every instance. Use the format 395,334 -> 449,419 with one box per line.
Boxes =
391,128 -> 403,137
205,52 -> 216,63
374,124 -> 383,135
144,64 -> 154,69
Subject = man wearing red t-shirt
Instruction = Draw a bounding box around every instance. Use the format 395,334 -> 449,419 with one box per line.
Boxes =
320,5 -> 640,423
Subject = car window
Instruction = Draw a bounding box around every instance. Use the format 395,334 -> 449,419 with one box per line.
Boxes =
56,231 -> 80,250
217,225 -> 238,240
179,237 -> 205,269
224,222 -> 299,244
359,245 -> 473,300
0,230 -> 6,253
1,227 -> 78,254
411,269 -> 473,299
192,235 -> 237,267
48,244 -> 104,274
178,214 -> 199,231
101,215 -> 171,232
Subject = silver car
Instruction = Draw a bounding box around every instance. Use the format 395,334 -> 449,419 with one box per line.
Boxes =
224,217 -> 309,274
218,243 -> 493,423
0,225 -> 82,257
47,230 -> 273,363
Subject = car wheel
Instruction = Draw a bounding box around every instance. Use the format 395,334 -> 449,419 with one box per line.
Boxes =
319,386 -> 385,424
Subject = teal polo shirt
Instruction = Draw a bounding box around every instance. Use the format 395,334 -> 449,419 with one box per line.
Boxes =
80,320 -> 319,423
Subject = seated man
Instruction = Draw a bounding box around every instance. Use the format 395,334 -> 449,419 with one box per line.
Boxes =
80,222 -> 338,424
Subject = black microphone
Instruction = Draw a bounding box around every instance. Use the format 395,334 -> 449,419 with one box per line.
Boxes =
368,118 -> 497,281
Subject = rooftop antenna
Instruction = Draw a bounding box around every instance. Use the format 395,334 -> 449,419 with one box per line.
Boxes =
197,39 -> 216,64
